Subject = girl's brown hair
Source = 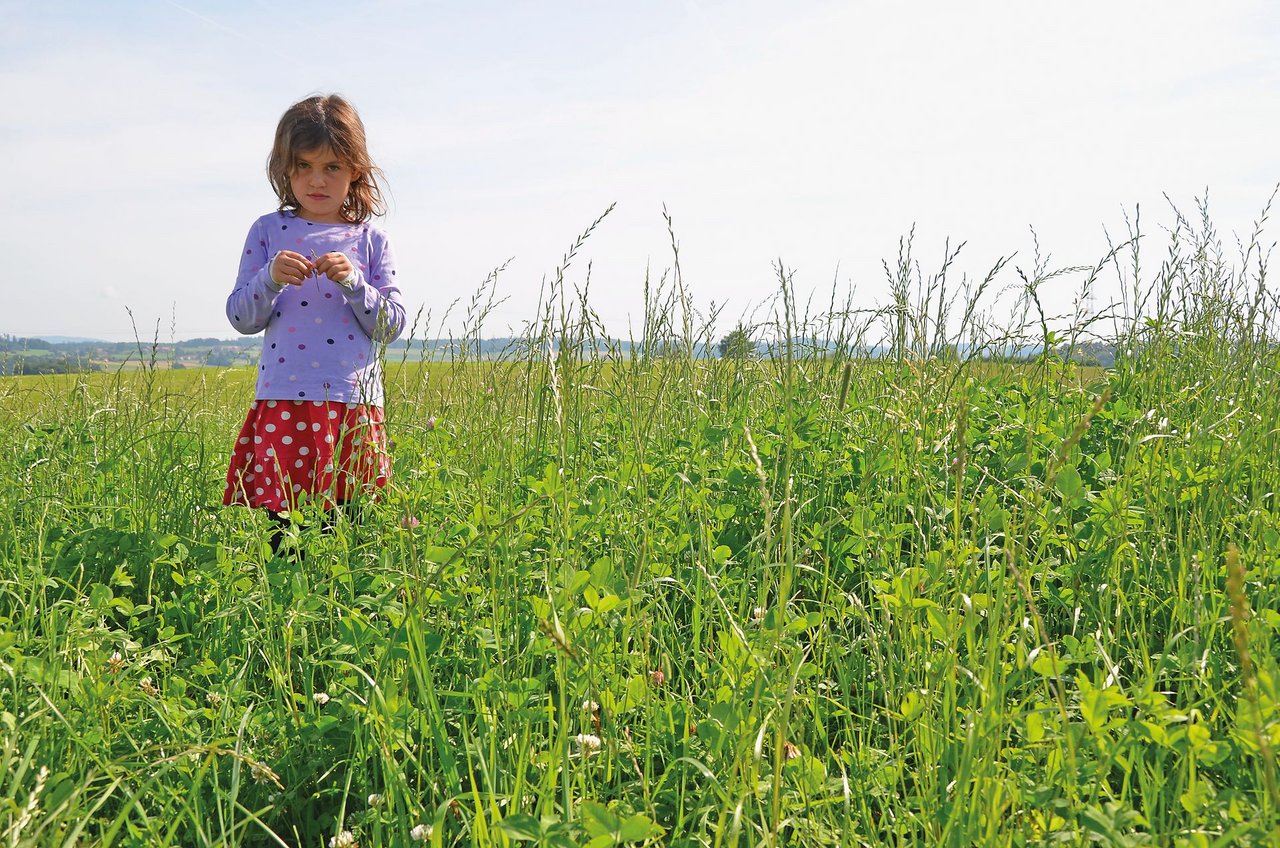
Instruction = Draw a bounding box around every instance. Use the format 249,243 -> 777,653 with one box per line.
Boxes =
267,94 -> 387,223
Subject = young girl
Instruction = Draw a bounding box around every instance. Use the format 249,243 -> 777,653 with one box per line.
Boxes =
223,94 -> 405,548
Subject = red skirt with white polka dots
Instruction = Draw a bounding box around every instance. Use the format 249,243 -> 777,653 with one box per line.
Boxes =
223,399 -> 390,512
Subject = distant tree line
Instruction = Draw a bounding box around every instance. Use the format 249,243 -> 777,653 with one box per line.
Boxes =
0,356 -> 101,376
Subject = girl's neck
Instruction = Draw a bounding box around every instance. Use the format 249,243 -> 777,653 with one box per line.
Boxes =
291,209 -> 352,225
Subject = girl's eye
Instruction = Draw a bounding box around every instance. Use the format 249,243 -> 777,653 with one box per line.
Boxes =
327,164 -> 342,172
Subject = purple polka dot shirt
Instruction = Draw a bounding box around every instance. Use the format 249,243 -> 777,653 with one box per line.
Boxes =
225,211 -> 406,406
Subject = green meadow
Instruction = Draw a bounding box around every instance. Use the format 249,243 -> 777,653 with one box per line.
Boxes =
3,206 -> 1280,847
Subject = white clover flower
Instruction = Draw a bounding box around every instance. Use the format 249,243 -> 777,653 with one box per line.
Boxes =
329,831 -> 358,848
140,678 -> 159,696
425,416 -> 437,431
367,793 -> 383,807
574,733 -> 602,755
108,651 -> 124,674
206,692 -> 223,707
250,761 -> 278,785
581,699 -> 599,714
751,607 -> 766,626
410,823 -> 433,841
313,692 -> 331,706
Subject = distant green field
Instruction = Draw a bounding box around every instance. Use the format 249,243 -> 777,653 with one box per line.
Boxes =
3,236 -> 1279,846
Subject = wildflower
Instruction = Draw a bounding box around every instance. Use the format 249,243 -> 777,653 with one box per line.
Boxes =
574,733 -> 602,756
329,831 -> 358,848
313,692 -> 331,706
401,514 -> 420,529
206,691 -> 223,707
367,793 -> 383,807
782,741 -> 801,761
649,669 -> 665,686
250,762 -> 275,784
140,678 -> 159,696
107,651 -> 124,674
582,699 -> 599,714
425,415 -> 437,431
410,823 -> 433,841
750,607 -> 766,626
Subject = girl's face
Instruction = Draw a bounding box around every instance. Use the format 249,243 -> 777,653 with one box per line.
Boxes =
290,146 -> 358,223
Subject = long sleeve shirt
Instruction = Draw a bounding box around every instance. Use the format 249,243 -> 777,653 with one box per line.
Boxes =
226,211 -> 406,406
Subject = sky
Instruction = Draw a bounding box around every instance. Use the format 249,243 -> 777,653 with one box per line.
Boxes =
3,0 -> 1278,342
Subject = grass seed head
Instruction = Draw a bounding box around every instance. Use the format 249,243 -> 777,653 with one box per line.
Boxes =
538,617 -> 577,660
12,765 -> 48,837
1225,545 -> 1255,685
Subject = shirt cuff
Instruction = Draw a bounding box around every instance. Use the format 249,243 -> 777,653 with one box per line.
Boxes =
265,251 -> 286,292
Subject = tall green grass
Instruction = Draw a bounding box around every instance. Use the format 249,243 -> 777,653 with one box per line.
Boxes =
2,195 -> 1280,846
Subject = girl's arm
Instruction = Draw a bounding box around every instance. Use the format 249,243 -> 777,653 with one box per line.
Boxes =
225,219 -> 286,335
317,231 -> 407,343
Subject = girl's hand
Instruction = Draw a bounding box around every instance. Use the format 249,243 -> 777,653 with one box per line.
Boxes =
314,252 -> 355,283
271,250 -> 314,287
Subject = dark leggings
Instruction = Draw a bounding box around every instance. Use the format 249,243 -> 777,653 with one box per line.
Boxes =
268,503 -> 357,557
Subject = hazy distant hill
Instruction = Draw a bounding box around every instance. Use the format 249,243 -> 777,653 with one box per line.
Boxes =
23,335 -> 108,344
0,333 -> 1102,376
